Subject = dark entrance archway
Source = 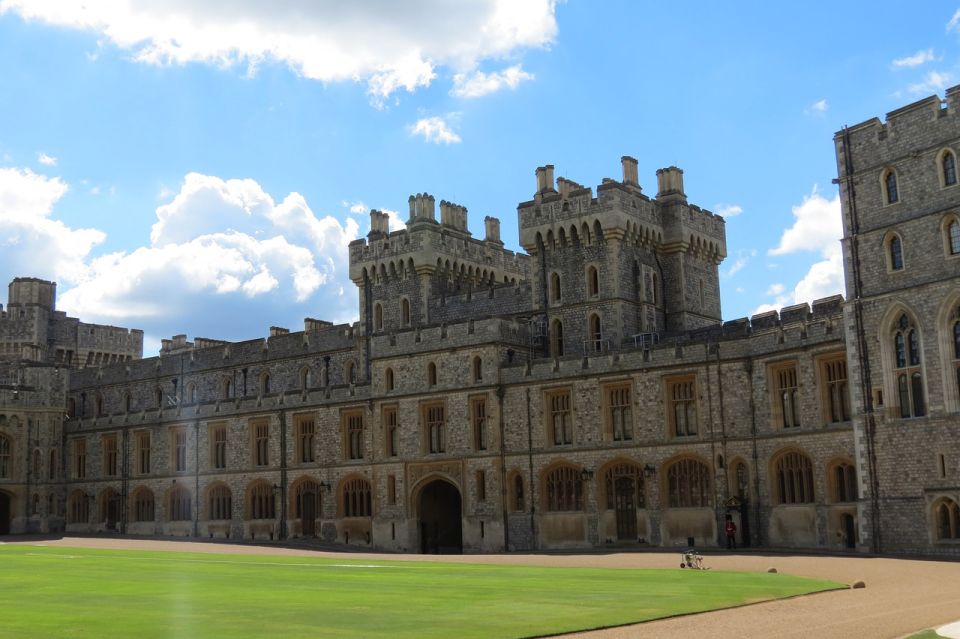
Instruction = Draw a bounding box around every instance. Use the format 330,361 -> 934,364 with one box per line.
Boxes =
418,479 -> 462,554
0,491 -> 10,535
301,489 -> 317,537
842,513 -> 856,549
613,476 -> 637,541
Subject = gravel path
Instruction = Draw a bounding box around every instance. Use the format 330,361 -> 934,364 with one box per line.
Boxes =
5,536 -> 959,639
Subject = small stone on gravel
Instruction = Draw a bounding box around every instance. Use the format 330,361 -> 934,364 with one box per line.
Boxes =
851,581 -> 866,589
767,567 -> 778,573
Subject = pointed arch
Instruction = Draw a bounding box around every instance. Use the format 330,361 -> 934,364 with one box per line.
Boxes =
879,304 -> 926,418
939,148 -> 958,188
881,166 -> 900,204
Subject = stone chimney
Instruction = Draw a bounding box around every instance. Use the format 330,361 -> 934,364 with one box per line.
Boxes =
368,209 -> 389,238
621,156 -> 639,186
656,166 -> 686,202
440,201 -> 468,231
535,165 -> 556,193
269,327 -> 290,337
484,216 -> 502,245
407,193 -> 437,224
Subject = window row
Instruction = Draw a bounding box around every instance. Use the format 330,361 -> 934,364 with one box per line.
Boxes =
383,355 -> 485,392
881,149 -> 959,206
883,216 -> 960,273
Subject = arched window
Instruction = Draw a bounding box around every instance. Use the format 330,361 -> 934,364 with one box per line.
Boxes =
132,488 -> 155,522
544,465 -> 583,512
186,383 -> 196,404
68,491 -> 89,524
223,378 -> 233,400
935,498 -> 960,540
169,485 -> 192,521
155,388 -> 164,409
299,366 -> 311,391
0,434 -> 11,479
603,463 -> 644,510
883,168 -> 899,204
260,372 -> 270,395
385,367 -> 394,391
293,479 -> 322,519
588,314 -> 602,352
401,298 -> 411,326
666,458 -> 711,508
427,362 -> 437,387
587,265 -> 599,297
549,272 -> 561,303
472,356 -> 483,382
208,484 -> 232,521
550,319 -> 564,357
886,233 -> 904,271
942,151 -> 958,187
892,313 -> 925,418
830,462 -> 857,503
342,478 -> 372,517
374,302 -> 383,331
345,360 -> 356,384
773,450 -> 815,504
248,482 -> 275,520
946,219 -> 960,256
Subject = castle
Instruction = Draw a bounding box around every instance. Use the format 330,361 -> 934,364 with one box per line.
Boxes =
0,88 -> 957,556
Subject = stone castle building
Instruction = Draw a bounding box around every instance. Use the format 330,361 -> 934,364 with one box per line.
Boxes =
0,89 -> 957,555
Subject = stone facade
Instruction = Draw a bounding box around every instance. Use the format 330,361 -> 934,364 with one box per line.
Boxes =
0,89 -> 957,555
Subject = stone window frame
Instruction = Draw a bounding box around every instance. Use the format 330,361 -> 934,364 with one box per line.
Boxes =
344,359 -> 356,385
768,360 -> 801,429
72,437 -> 87,480
882,309 -> 926,419
542,462 -> 585,513
246,480 -> 276,520
587,313 -> 603,353
208,422 -> 227,470
421,400 -> 446,455
663,456 -> 712,508
508,471 -> 525,512
102,433 -> 118,477
400,297 -> 412,327
168,484 -> 192,522
340,475 -> 372,518
880,166 -> 900,206
600,460 -> 645,510
290,477 -> 322,521
170,426 -> 188,473
249,419 -> 270,467
258,371 -> 271,396
427,361 -> 438,387
941,298 -> 960,413
373,301 -> 384,332
0,432 -> 11,479
472,355 -> 483,383
543,386 -> 574,447
938,147 -> 958,189
294,413 -> 316,464
933,496 -> 960,541
941,213 -> 960,258
817,353 -> 851,425
548,271 -> 562,305
549,318 -> 564,357
135,430 -> 151,475
298,366 -> 312,391
664,374 -> 699,438
826,458 -> 857,504
131,487 -> 155,522
770,448 -> 815,505
341,408 -> 365,461
470,395 -> 488,452
206,482 -> 232,521
602,380 -> 634,442
384,367 -> 394,392
585,263 -> 600,298
68,489 -> 89,524
383,404 -> 398,458
883,230 -> 905,272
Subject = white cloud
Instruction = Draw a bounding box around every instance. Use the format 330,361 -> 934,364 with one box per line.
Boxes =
907,70 -> 953,95
811,99 -> 827,113
36,152 -> 57,166
451,64 -> 534,98
0,167 -> 104,284
409,116 -> 462,144
382,208 -> 406,231
714,203 -> 742,218
723,249 -> 755,278
948,9 -> 960,32
0,0 -> 557,105
766,283 -> 785,296
892,49 -> 935,69
343,201 -> 368,216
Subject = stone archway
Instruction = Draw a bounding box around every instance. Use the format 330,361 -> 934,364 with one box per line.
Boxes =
418,479 -> 462,554
0,491 -> 10,535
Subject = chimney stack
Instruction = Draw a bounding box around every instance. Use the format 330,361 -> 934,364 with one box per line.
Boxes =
484,216 -> 502,245
621,156 -> 639,186
656,166 -> 686,202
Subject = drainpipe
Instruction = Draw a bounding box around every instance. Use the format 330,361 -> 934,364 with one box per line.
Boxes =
525,387 -> 536,549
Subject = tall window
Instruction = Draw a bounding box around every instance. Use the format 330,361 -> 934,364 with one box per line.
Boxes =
186,383 -> 196,404
604,463 -> 644,509
297,417 -> 315,463
512,474 -> 525,512
387,475 -> 397,505
345,411 -> 364,460
547,390 -> 572,446
587,265 -> 599,297
208,484 -> 232,520
345,360 -> 356,384
342,478 -> 372,517
545,466 -> 583,512
948,219 -> 960,256
259,372 -> 270,396
549,319 -> 564,357
668,377 -> 697,437
424,403 -> 445,454
249,421 -> 268,466
133,488 -> 155,522
774,364 -> 800,428
943,151 -> 957,187
666,458 -> 711,507
822,357 -> 851,423
103,435 -> 118,477
173,428 -> 187,472
606,384 -> 633,441
893,313 -> 925,418
831,462 -> 857,503
299,367 -> 311,391
210,424 -> 227,470
137,432 -> 151,474
384,406 -> 398,457
374,302 -> 383,331
248,482 -> 275,519
549,272 -> 561,303
472,356 -> 483,382
773,450 -> 815,504
936,498 -> 960,540
69,491 -> 89,524
588,314 -> 602,352
48,449 -> 57,480
294,480 -> 322,520
0,435 -> 10,479
32,449 -> 41,478
884,168 -> 899,204
471,397 -> 487,451
401,298 -> 411,326
385,367 -> 394,391
427,362 -> 437,387
887,234 -> 904,271
169,485 -> 192,521
73,438 -> 87,479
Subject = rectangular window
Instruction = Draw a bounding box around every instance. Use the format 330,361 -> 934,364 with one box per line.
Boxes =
424,403 -> 445,454
546,390 -> 573,446
253,421 -> 269,466
102,434 -> 118,477
137,432 -> 150,474
387,475 -> 396,505
172,428 -> 187,472
383,406 -> 398,457
73,438 -> 87,479
296,416 -> 315,463
476,469 -> 486,501
209,424 -> 227,470
344,411 -> 364,460
772,363 -> 800,428
667,376 -> 697,437
605,384 -> 633,441
471,397 -> 487,451
821,356 -> 850,424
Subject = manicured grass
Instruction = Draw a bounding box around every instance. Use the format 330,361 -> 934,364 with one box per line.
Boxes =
0,545 -> 843,638
906,631 -> 942,639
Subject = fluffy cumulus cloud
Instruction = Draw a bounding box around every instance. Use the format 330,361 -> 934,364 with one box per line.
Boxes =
908,70 -> 953,95
0,167 -> 105,284
892,49 -> 936,69
451,64 -> 534,98
714,203 -> 742,218
753,187 -> 844,314
0,0 -> 557,104
36,152 -> 57,166
409,116 -> 462,144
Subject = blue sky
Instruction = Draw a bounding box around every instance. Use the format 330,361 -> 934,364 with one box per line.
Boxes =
0,1 -> 957,355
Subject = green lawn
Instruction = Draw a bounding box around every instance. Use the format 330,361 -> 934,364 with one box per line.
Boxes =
0,545 -> 843,638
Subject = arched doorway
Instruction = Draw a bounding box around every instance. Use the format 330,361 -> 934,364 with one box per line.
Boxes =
0,491 -> 10,535
101,490 -> 121,531
418,480 -> 462,554
841,513 -> 856,549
